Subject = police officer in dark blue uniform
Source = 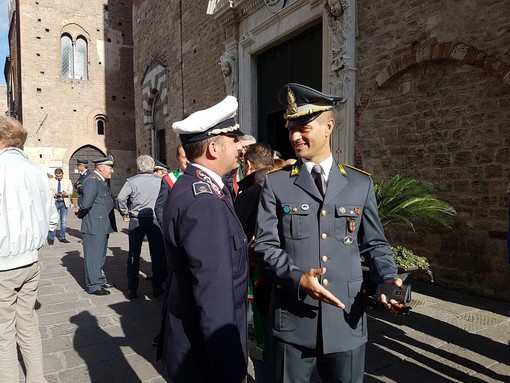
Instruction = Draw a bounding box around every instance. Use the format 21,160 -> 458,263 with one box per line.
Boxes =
74,159 -> 91,195
158,96 -> 249,383
254,83 -> 402,383
78,155 -> 117,296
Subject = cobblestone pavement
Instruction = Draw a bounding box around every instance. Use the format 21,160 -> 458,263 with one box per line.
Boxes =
26,213 -> 510,382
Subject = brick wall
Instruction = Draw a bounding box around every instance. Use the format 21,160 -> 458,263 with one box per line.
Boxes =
356,0 -> 510,300
132,0 -> 225,170
11,0 -> 136,194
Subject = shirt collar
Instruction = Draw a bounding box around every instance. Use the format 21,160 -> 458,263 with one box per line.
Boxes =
303,155 -> 333,182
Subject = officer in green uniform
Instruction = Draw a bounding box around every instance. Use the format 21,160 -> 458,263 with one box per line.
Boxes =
253,83 -> 402,382
78,155 -> 117,296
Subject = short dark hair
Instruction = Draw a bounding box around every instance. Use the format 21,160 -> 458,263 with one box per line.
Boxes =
54,168 -> 64,175
183,136 -> 219,162
244,143 -> 274,169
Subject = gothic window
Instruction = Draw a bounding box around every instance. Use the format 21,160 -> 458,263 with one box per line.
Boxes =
61,34 -> 88,80
75,37 -> 88,80
96,116 -> 106,135
61,35 -> 73,78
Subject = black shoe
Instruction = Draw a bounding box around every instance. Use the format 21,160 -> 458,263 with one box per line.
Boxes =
91,288 -> 110,296
152,333 -> 160,347
59,238 -> 70,243
153,286 -> 163,298
128,290 -> 137,299
146,274 -> 153,281
102,283 -> 116,289
47,239 -> 54,245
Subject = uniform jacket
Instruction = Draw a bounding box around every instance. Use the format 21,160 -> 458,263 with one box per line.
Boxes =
74,169 -> 91,194
159,164 -> 248,383
155,169 -> 182,228
49,177 -> 73,208
253,159 -> 398,354
0,148 -> 58,270
78,171 -> 117,235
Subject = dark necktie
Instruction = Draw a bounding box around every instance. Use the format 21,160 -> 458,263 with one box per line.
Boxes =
312,164 -> 324,196
57,180 -> 62,193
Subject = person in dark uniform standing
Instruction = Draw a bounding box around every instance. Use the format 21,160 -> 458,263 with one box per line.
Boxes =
158,96 -> 249,383
253,83 -> 402,383
74,159 -> 91,195
78,155 -> 117,296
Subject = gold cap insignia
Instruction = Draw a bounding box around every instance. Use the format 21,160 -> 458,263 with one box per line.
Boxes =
286,87 -> 298,117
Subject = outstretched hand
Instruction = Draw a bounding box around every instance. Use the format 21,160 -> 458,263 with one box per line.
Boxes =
299,268 -> 345,309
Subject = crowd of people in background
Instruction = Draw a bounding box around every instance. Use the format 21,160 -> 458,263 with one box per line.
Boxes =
0,82 -> 405,383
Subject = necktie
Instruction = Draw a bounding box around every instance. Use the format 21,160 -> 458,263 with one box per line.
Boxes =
57,180 -> 62,193
312,164 -> 324,196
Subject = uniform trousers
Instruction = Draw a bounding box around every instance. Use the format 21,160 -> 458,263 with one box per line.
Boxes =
273,339 -> 365,383
82,233 -> 109,293
0,262 -> 47,383
127,217 -> 167,291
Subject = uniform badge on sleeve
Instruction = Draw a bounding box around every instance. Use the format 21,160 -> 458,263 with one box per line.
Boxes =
193,182 -> 213,196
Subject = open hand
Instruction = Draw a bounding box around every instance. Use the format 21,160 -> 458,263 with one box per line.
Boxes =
299,268 -> 345,309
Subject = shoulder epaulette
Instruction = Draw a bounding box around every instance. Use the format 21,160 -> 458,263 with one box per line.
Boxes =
267,164 -> 295,175
343,164 -> 371,176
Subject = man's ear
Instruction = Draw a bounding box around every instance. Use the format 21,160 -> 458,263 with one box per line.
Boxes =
207,140 -> 220,159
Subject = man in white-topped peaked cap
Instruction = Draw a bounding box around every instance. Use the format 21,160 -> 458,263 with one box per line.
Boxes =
156,96 -> 249,383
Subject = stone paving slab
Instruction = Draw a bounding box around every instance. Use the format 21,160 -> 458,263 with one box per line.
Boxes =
16,213 -> 510,382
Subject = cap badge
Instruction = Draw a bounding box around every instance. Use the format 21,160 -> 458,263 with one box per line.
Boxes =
286,87 -> 298,116
283,205 -> 291,214
301,204 -> 309,211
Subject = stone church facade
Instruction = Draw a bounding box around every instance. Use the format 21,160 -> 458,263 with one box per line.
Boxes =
5,0 -> 136,193
132,0 -> 509,300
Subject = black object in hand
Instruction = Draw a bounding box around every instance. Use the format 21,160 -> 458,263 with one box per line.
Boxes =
375,283 -> 411,304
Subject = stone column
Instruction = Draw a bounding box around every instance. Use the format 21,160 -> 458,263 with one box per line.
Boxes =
325,0 -> 356,164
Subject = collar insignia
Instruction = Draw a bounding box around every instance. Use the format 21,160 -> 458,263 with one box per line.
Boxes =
290,165 -> 299,177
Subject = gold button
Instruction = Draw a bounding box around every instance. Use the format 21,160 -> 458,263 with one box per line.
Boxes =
321,233 -> 327,239
321,210 -> 327,216
292,207 -> 298,212
322,279 -> 329,286
321,256 -> 328,262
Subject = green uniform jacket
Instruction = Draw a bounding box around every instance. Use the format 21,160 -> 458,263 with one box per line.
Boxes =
253,159 -> 397,354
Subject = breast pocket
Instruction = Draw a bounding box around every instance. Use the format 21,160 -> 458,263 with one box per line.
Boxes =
334,205 -> 361,241
281,202 -> 311,240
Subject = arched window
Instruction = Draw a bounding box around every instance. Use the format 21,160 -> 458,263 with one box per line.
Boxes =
75,37 -> 88,80
61,35 -> 73,78
96,116 -> 106,135
61,34 -> 88,80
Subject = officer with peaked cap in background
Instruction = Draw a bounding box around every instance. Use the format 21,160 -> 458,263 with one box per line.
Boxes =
253,83 -> 402,382
153,160 -> 169,177
74,159 -> 91,195
157,96 -> 249,383
78,154 -> 118,296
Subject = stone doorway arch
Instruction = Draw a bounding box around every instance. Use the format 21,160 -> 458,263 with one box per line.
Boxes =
69,145 -> 105,185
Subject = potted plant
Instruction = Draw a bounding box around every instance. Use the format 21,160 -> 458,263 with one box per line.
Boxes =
372,174 -> 457,281
70,189 -> 79,206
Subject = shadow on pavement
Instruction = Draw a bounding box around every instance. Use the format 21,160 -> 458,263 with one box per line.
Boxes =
70,311 -> 141,382
365,280 -> 510,382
